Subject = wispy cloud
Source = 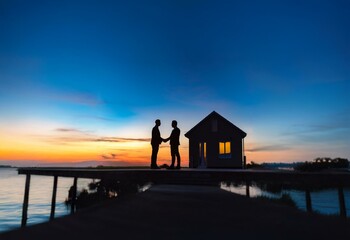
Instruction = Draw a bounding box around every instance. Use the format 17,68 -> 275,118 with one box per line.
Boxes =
55,128 -> 86,133
49,91 -> 103,106
78,115 -> 116,122
284,124 -> 350,136
3,80 -> 104,107
99,150 -> 150,162
282,118 -> 350,145
101,153 -> 117,159
284,113 -> 350,136
40,127 -> 151,144
246,144 -> 291,152
93,137 -> 150,143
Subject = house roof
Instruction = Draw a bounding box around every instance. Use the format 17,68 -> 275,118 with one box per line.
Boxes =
184,111 -> 247,138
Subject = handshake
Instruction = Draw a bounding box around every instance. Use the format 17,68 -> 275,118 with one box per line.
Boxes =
162,138 -> 170,143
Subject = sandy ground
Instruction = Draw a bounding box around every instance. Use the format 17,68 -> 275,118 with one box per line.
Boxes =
1,184 -> 350,240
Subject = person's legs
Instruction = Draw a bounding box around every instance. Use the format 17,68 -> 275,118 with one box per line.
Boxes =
175,147 -> 181,168
151,144 -> 159,168
169,145 -> 175,168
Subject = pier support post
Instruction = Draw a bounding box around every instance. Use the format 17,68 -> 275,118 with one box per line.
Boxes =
50,176 -> 58,221
305,189 -> 312,213
246,181 -> 250,198
21,174 -> 31,228
70,177 -> 78,214
338,186 -> 347,218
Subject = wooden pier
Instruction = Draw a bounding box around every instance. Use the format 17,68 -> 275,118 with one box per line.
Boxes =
16,167 -> 350,227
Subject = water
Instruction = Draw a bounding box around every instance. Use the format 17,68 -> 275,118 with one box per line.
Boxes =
1,168 -> 349,233
0,168 -> 91,233
221,182 -> 350,217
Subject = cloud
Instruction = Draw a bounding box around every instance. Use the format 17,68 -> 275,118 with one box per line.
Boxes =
284,113 -> 350,136
2,80 -> 104,107
79,116 -> 116,122
101,153 -> 117,159
40,127 -> 151,145
55,128 -> 84,132
45,90 -> 103,106
284,124 -> 350,136
282,119 -> 350,145
246,144 -> 291,152
46,136 -> 151,144
93,137 -> 151,143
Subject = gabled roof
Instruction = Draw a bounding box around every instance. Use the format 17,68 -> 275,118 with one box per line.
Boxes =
184,111 -> 247,138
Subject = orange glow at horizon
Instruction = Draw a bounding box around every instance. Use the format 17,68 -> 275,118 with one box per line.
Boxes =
0,131 -> 189,165
1,135 -> 301,165
0,122 -> 304,166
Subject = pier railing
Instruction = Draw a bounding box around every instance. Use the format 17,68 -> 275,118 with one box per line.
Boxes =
17,168 -> 350,227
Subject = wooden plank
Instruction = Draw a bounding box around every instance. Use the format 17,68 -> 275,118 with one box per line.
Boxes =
50,176 -> 58,221
246,181 -> 250,198
21,174 -> 31,227
338,186 -> 347,218
305,189 -> 312,213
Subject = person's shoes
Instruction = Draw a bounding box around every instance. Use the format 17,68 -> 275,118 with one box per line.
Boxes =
167,165 -> 175,169
175,166 -> 181,169
151,165 -> 161,169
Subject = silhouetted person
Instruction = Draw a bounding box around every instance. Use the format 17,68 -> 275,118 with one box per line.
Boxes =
164,120 -> 181,169
150,119 -> 163,169
68,185 -> 75,203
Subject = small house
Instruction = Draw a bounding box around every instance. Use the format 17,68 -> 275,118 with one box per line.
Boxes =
185,111 -> 247,168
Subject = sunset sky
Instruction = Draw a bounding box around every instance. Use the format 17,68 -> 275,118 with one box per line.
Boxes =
1,0 -> 349,167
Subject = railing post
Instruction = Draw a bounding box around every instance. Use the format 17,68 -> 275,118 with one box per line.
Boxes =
21,174 -> 31,228
246,181 -> 250,198
338,186 -> 347,218
305,189 -> 312,213
71,177 -> 78,214
50,176 -> 58,221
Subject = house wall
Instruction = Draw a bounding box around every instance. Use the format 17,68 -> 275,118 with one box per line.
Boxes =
206,135 -> 243,168
187,116 -> 244,168
189,139 -> 198,168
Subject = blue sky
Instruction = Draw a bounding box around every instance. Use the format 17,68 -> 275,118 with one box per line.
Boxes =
0,0 -> 349,165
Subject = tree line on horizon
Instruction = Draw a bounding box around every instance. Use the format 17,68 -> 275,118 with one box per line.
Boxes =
294,157 -> 349,172
247,158 -> 349,171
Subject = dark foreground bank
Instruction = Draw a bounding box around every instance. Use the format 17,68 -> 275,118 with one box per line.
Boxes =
1,184 -> 350,240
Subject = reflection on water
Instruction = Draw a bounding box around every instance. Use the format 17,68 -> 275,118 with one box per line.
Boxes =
220,181 -> 350,217
0,168 -> 91,233
138,182 -> 153,192
1,168 -> 349,233
0,168 -> 153,233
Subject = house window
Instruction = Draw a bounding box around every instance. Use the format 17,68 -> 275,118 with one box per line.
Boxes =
199,143 -> 202,157
219,141 -> 231,158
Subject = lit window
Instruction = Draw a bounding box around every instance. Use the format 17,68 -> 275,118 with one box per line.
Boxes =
219,141 -> 231,158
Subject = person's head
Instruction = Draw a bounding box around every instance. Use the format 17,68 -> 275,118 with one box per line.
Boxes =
171,120 -> 177,128
155,119 -> 161,126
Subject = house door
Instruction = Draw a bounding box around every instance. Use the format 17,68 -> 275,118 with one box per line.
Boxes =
199,142 -> 207,168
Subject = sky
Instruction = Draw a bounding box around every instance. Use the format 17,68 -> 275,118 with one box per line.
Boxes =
0,0 -> 349,167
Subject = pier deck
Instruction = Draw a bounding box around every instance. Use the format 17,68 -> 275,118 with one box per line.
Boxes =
16,167 -> 350,186
1,184 -> 350,240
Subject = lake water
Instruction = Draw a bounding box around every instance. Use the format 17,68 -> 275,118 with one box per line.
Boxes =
1,168 -> 349,233
220,182 -> 350,216
0,168 -> 91,233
